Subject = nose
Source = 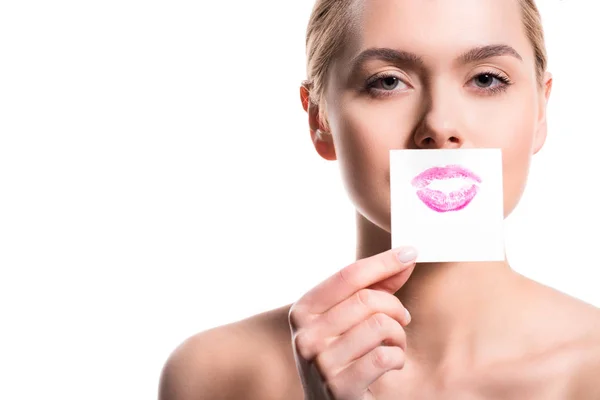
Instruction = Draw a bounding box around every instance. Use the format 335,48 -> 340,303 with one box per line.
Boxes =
413,87 -> 464,149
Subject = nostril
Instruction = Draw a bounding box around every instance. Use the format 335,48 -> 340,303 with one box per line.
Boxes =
449,136 -> 460,143
423,137 -> 433,146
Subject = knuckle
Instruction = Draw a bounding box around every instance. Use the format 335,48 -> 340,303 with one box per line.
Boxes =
294,330 -> 317,361
369,312 -> 391,331
383,292 -> 403,313
372,346 -> 393,369
314,352 -> 336,382
337,265 -> 361,292
356,288 -> 374,310
396,348 -> 406,369
372,346 -> 403,370
288,304 -> 309,330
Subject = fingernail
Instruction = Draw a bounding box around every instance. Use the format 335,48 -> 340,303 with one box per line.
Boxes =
396,246 -> 417,263
405,308 -> 411,324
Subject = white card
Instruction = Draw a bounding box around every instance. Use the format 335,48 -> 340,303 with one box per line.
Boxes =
390,148 -> 505,262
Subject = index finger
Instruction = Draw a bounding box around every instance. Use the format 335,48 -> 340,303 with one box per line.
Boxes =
298,246 -> 418,314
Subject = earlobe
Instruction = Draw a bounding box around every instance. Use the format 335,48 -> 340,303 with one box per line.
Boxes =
311,129 -> 337,161
300,84 -> 337,161
309,111 -> 337,161
533,120 -> 547,155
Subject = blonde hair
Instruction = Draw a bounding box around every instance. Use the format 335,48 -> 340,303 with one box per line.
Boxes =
304,0 -> 548,127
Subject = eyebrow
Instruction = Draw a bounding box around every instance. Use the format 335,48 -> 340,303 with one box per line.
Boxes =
350,47 -> 425,71
349,44 -> 523,72
458,44 -> 523,64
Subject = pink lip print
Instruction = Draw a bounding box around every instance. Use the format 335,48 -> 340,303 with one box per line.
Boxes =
411,165 -> 482,212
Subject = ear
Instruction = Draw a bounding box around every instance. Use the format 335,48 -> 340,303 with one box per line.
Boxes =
533,72 -> 553,155
300,85 -> 336,161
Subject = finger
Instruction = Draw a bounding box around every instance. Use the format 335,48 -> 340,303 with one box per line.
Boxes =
294,291 -> 409,362
325,345 -> 405,400
298,246 -> 418,314
315,313 -> 406,380
316,289 -> 410,340
368,262 -> 416,294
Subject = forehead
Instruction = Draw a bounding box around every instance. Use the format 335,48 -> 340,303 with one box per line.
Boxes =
344,0 -> 530,64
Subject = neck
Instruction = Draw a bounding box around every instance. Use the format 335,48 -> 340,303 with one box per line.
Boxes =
355,212 -> 524,370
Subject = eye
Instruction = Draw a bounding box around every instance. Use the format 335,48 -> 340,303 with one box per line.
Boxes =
380,76 -> 401,90
474,73 -> 500,88
468,71 -> 513,94
366,73 -> 410,97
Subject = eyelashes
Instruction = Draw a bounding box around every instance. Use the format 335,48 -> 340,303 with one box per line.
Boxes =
469,70 -> 513,95
365,70 -> 513,98
365,74 -> 409,96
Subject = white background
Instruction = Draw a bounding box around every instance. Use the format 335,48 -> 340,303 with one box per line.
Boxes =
0,1 -> 598,399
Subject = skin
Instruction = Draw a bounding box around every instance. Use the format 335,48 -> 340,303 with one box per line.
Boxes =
158,0 -> 600,399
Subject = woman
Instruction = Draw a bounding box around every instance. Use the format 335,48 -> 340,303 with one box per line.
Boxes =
159,0 -> 600,398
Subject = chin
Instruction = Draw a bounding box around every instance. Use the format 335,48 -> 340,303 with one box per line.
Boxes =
503,199 -> 521,219
503,182 -> 529,219
355,196 -> 393,233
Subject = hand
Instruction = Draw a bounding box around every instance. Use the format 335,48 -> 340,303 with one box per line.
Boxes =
288,246 -> 418,400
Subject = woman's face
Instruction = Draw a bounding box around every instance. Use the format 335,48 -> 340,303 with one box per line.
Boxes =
305,0 -> 552,233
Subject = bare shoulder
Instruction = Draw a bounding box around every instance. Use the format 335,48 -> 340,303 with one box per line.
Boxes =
560,298 -> 600,398
158,304 -> 301,400
523,278 -> 600,396
566,333 -> 600,399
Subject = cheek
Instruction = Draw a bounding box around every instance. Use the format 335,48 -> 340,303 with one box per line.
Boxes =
334,98 -> 419,157
333,98 -> 418,183
468,94 -> 538,216
329,99 -> 418,228
333,107 -> 389,203
502,117 -> 538,217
